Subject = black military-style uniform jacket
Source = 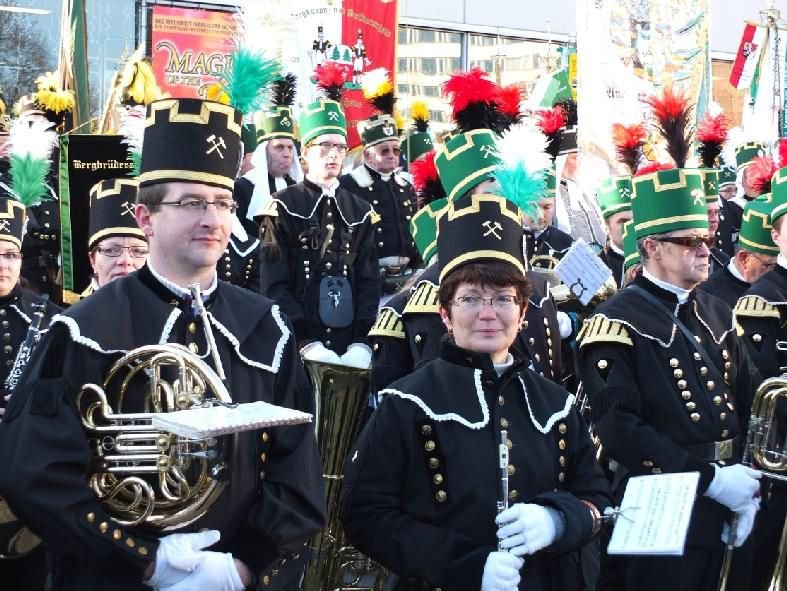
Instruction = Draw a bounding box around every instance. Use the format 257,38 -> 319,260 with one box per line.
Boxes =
578,276 -> 761,548
716,197 -> 756,258
217,232 -> 261,294
339,165 -> 420,264
260,178 -> 381,354
233,174 -> 296,238
0,284 -> 60,392
369,286 -> 412,394
698,265 -> 749,310
709,246 -> 731,275
341,341 -> 612,591
529,225 -> 574,269
0,265 -> 326,590
599,246 -> 625,288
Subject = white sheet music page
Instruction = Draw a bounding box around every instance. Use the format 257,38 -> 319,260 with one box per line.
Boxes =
607,472 -> 700,556
553,238 -> 612,306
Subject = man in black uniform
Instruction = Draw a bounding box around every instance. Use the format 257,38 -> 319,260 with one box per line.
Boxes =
579,167 -> 762,591
0,97 -> 325,590
261,96 -> 380,368
596,176 -> 633,287
527,168 -> 574,269
698,194 -> 777,308
716,160 -> 738,255
340,86 -> 420,296
717,142 -> 766,258
700,169 -> 731,274
732,170 -> 787,590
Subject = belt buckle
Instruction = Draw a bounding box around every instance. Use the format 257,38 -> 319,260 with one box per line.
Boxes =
716,438 -> 733,461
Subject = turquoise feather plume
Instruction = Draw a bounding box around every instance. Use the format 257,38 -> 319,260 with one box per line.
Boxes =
221,47 -> 281,116
494,161 -> 547,220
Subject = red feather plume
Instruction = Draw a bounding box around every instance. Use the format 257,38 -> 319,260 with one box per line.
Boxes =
748,155 -> 778,196
410,151 -> 446,207
442,68 -> 507,134
778,138 -> 787,169
536,107 -> 566,160
314,62 -> 350,101
611,123 -> 647,174
696,112 -> 728,168
635,162 -> 675,176
496,85 -> 523,128
644,87 -> 694,168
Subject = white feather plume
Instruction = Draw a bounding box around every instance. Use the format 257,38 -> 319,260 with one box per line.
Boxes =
233,0 -> 296,62
495,122 -> 551,174
118,105 -> 146,153
9,118 -> 57,161
360,68 -> 390,95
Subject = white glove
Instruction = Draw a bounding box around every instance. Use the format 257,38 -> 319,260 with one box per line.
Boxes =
301,342 -> 342,364
721,498 -> 761,548
481,551 -> 523,591
704,464 -> 762,512
338,343 -> 372,369
161,551 -> 244,591
496,503 -> 560,556
145,530 -> 220,588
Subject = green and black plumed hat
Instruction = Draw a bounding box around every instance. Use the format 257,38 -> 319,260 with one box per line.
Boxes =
300,62 -> 349,146
358,68 -> 398,147
400,100 -> 433,167
438,193 -> 526,282
739,193 -> 778,255
410,151 -> 447,263
88,178 -> 145,250
736,141 -> 766,170
597,176 -> 633,218
0,198 -> 27,250
631,168 -> 708,239
259,73 -> 298,143
622,220 -> 639,270
553,98 -> 577,155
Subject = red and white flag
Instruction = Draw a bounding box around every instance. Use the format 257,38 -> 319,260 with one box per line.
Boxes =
730,23 -> 767,89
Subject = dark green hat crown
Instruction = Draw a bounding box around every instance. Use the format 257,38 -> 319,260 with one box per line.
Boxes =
0,198 -> 26,249
299,99 -> 346,146
769,167 -> 787,223
622,220 -> 639,270
358,114 -> 398,147
739,193 -> 778,255
736,142 -> 765,170
258,106 -> 297,142
139,98 -> 242,191
435,129 -> 501,201
719,158 -> 737,187
401,132 -> 433,165
88,178 -> 145,249
410,197 -> 447,262
700,169 -> 719,204
631,169 -> 708,239
597,176 -> 632,218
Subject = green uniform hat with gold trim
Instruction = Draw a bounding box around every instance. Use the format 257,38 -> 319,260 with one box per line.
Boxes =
438,193 -> 526,282
410,198 -> 447,263
700,169 -> 719,204
718,158 -> 737,187
434,129 -> 500,202
736,141 -> 766,170
88,178 -> 145,250
139,98 -> 243,191
739,193 -> 778,255
631,168 -> 708,239
622,220 -> 639,270
769,167 -> 787,224
259,73 -> 298,143
597,176 -> 632,218
358,114 -> 398,147
0,198 -> 26,250
299,99 -> 346,146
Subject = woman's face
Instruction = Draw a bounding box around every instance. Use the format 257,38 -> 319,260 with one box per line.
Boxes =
440,282 -> 526,363
89,236 -> 149,288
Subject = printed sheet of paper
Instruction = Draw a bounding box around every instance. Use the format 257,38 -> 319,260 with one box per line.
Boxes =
607,472 -> 700,556
554,238 -> 612,306
152,401 -> 313,439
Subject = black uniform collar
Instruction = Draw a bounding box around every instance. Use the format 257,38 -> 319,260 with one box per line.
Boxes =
440,338 -> 528,376
0,283 -> 22,308
137,264 -> 218,313
746,264 -> 787,304
722,264 -> 749,289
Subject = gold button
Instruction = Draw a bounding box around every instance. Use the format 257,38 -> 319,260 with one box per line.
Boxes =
429,457 -> 440,469
263,575 -> 271,586
188,322 -> 197,334
260,452 -> 267,462
500,418 -> 509,428
425,440 -> 436,452
727,402 -> 735,411
690,413 -> 701,423
87,513 -> 95,523
99,522 -> 108,533
421,424 -> 433,436
558,472 -> 565,483
378,242 -> 384,248
559,456 -> 566,466
753,334 -> 762,343
433,473 -> 444,485
3,345 -> 10,354
682,391 -> 692,400
188,342 -> 199,353
721,429 -> 730,437
414,335 -> 422,344
138,547 -> 148,556
720,412 -> 727,421
724,361 -> 731,369
262,432 -> 269,442
707,381 -> 715,390
700,367 -> 708,376
126,538 -> 135,548
652,468 -> 662,474
669,358 -> 679,367
498,396 -> 505,406
435,490 -> 447,502
373,343 -> 379,351
693,352 -> 702,361
642,460 -> 654,467
529,337 -> 535,346
547,338 -> 553,347
558,423 -> 567,434
558,439 -> 566,450
677,379 -> 687,389
685,402 -> 696,411
713,396 -> 722,405
259,471 -> 266,480
507,464 -> 516,476
722,350 -> 729,360
534,353 -> 541,362
113,529 -> 122,540
673,369 -> 683,379
597,359 -> 608,370
506,439 -> 513,449
508,490 -> 519,501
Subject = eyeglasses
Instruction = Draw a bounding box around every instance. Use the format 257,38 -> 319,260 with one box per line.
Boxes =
451,295 -> 521,311
96,245 -> 149,258
0,251 -> 22,262
311,141 -> 348,155
159,198 -> 238,214
653,236 -> 715,250
377,146 -> 401,157
750,253 -> 776,269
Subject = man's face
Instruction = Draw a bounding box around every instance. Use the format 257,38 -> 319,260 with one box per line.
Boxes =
771,218 -> 787,258
522,197 -> 555,232
266,138 -> 296,178
742,167 -> 756,196
605,210 -> 632,250
737,249 -> 776,284
562,153 -> 577,181
303,133 -> 347,184
364,139 -> 400,174
719,184 -> 737,201
643,229 -> 711,290
707,202 -> 720,236
135,182 -> 233,278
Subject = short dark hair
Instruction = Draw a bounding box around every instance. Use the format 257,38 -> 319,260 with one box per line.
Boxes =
438,261 -> 531,318
135,183 -> 170,213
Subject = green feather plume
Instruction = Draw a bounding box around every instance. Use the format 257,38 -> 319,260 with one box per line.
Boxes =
494,162 -> 547,220
221,48 -> 281,116
9,154 -> 54,207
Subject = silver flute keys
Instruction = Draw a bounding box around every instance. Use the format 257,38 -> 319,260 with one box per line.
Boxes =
497,429 -> 509,551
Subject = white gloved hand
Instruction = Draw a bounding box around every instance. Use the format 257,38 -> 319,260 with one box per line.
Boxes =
161,551 -> 244,591
301,342 -> 342,365
145,529 -> 220,588
481,551 -> 523,591
721,498 -> 761,548
338,343 -> 372,369
496,503 -> 560,556
704,464 -> 762,512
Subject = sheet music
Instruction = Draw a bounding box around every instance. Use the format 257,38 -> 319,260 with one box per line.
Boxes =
151,401 -> 313,439
607,472 -> 700,556
554,238 -> 612,306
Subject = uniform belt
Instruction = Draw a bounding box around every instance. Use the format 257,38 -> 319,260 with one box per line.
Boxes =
380,264 -> 411,277
682,436 -> 740,461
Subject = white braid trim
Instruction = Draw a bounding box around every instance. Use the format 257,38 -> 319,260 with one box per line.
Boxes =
206,304 -> 289,374
158,308 -> 181,345
380,369 -> 490,429
229,237 -> 260,258
273,195 -> 374,228
49,315 -> 127,355
10,304 -> 32,325
518,375 -> 574,434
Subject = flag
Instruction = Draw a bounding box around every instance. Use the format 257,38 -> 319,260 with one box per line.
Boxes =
730,23 -> 767,89
58,0 -> 90,130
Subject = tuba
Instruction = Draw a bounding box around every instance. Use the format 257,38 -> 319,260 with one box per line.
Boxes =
718,376 -> 787,591
302,359 -> 386,591
78,342 -> 233,528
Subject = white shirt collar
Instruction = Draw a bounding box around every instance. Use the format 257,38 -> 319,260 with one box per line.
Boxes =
493,353 -> 515,376
147,261 -> 218,300
306,176 -> 340,197
727,260 -> 747,283
778,254 -> 787,271
642,268 -> 691,304
608,242 -> 624,256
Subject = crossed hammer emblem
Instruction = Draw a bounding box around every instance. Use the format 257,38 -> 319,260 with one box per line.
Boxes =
120,201 -> 135,217
0,220 -> 9,232
619,187 -> 631,199
691,188 -> 705,206
482,220 -> 503,240
479,145 -> 496,159
280,117 -> 291,127
328,112 -> 340,121
206,134 -> 226,159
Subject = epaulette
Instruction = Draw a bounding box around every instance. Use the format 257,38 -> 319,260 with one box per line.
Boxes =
734,295 -> 781,319
577,315 -> 633,348
349,165 -> 374,188
403,280 -> 439,315
369,307 -> 406,339
260,198 -> 278,217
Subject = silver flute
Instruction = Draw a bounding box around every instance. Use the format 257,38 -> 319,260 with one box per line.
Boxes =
497,430 -> 509,550
5,300 -> 47,392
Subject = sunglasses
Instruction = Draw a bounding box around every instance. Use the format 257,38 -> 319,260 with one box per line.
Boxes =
653,236 -> 715,249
